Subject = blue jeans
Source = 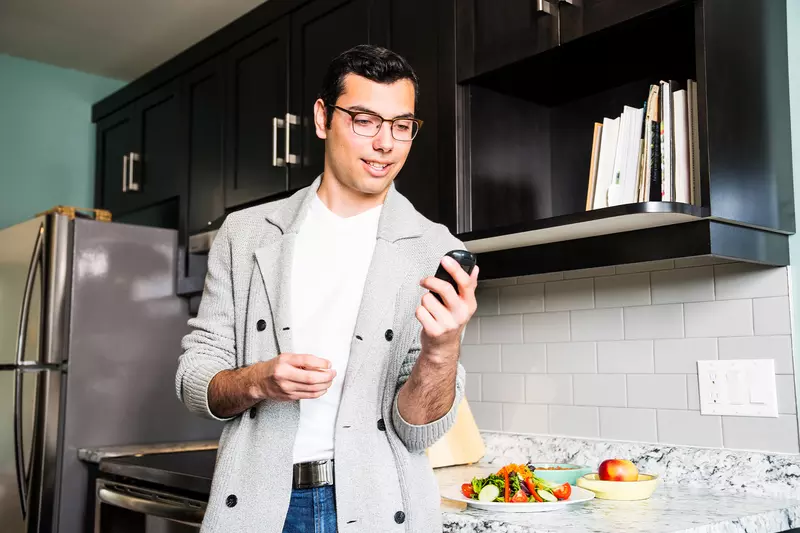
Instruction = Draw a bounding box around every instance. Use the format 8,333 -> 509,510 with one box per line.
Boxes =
282,485 -> 337,533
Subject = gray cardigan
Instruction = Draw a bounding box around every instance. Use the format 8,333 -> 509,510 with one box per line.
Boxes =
176,176 -> 466,532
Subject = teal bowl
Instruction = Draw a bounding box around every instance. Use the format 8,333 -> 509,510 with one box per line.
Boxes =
529,463 -> 593,486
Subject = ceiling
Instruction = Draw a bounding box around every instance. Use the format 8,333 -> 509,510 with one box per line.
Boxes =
0,0 -> 267,81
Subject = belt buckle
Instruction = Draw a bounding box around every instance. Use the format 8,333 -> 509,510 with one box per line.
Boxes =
293,460 -> 334,489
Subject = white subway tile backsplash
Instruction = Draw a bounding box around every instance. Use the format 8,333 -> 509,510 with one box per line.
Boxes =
465,263 -> 796,456
463,317 -> 480,345
519,272 -> 563,283
753,296 -> 791,335
500,283 -> 544,314
600,407 -> 658,442
776,375 -> 797,414
651,266 -> 714,304
627,375 -> 688,409
503,404 -> 549,434
549,405 -> 599,437
525,374 -> 573,405
478,277 -> 518,288
480,315 -> 523,344
573,374 -> 627,407
460,344 -> 501,373
674,256 -> 719,268
475,288 -> 499,316
717,335 -> 794,374
714,263 -> 788,300
624,304 -> 684,339
545,279 -> 594,311
597,340 -> 654,373
564,266 -> 616,279
482,373 -> 525,403
615,259 -> 674,274
657,410 -> 724,447
722,415 -> 800,454
466,374 -> 481,402
684,299 -> 753,337
687,375 -> 700,410
524,311 -> 570,343
654,338 -> 717,373
595,273 -> 650,308
571,308 -> 624,341
470,402 -> 503,431
502,344 -> 547,373
547,342 -> 597,373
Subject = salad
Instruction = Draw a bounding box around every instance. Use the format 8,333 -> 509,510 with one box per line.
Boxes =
460,463 -> 572,503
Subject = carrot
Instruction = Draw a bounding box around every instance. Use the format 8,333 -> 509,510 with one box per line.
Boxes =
504,470 -> 510,502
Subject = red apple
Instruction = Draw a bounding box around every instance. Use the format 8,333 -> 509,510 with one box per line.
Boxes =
598,459 -> 639,481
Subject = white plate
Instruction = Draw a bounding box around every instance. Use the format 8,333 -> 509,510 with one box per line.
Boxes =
441,483 -> 595,513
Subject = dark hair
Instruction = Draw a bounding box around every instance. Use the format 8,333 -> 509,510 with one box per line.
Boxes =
317,44 -> 419,128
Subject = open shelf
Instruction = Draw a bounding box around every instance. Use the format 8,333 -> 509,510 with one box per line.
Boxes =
460,201 -> 706,253
465,218 -> 789,281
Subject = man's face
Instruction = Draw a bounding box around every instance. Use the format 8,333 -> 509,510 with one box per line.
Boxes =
313,73 -> 416,197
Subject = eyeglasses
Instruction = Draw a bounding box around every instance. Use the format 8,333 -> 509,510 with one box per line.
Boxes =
328,105 -> 422,141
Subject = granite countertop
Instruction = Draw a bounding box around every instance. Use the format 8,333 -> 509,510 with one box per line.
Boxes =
436,464 -> 800,533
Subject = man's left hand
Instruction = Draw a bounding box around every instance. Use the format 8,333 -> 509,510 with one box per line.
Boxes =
416,256 -> 479,361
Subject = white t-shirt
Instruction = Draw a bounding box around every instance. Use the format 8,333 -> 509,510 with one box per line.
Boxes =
290,192 -> 382,463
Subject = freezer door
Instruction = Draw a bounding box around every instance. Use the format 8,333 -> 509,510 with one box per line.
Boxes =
0,216 -> 46,368
0,368 -> 40,533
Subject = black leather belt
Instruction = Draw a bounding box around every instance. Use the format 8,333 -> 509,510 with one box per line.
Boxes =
293,460 -> 335,489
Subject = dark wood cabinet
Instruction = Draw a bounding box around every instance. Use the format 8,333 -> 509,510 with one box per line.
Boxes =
288,0 -> 383,191
95,81 -> 181,221
223,19 -> 290,209
558,0 -> 685,44
95,107 -> 136,218
456,0 -> 559,82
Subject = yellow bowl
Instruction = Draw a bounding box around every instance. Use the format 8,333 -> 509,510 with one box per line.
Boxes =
576,473 -> 660,500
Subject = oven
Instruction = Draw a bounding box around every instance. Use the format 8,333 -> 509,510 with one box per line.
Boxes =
94,478 -> 206,533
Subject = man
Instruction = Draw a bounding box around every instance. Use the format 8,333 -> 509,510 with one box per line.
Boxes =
176,44 -> 478,532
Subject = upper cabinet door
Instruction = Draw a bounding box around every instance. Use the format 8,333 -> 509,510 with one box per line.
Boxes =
182,57 -> 226,234
96,106 -> 136,217
131,81 -> 182,211
224,19 -> 290,209
457,0 -> 560,81
288,0 -> 381,192
558,0 -> 684,44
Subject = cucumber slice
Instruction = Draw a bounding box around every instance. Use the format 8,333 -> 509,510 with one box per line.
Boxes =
478,484 -> 500,502
537,489 -> 557,503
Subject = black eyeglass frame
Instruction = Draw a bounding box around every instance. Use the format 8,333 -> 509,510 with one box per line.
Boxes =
327,104 -> 423,141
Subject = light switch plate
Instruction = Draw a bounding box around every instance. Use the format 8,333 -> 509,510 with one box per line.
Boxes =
697,359 -> 778,417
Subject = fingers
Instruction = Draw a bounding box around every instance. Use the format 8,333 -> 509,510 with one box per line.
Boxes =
442,256 -> 478,296
285,353 -> 332,371
416,303 -> 444,337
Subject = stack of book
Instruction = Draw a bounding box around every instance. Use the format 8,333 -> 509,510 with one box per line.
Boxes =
585,79 -> 700,210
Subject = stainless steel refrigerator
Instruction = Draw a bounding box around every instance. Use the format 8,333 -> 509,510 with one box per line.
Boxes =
0,213 -> 223,533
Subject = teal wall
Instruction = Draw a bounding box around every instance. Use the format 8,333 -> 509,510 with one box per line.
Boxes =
0,54 -> 125,229
787,0 -> 800,416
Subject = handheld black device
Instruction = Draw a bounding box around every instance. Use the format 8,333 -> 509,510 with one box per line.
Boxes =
432,249 -> 477,304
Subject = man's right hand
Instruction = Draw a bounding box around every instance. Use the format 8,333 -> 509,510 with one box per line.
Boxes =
257,353 -> 336,401
207,353 -> 336,419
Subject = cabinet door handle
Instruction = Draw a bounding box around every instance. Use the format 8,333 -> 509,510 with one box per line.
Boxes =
558,0 -> 581,5
285,113 -> 300,165
128,152 -> 140,192
273,117 -> 286,167
122,154 -> 128,193
535,0 -> 554,15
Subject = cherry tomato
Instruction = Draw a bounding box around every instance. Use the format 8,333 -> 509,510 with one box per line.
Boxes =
511,490 -> 528,503
552,483 -> 571,500
461,483 -> 475,498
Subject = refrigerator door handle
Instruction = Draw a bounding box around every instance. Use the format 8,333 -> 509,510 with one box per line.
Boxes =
12,222 -> 43,518
15,222 -> 43,366
13,369 -> 27,518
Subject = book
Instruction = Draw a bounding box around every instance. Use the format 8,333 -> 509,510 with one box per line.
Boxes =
592,116 -> 621,209
673,88 -> 690,204
585,122 -> 603,210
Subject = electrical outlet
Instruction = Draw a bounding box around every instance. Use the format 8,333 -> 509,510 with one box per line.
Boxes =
697,360 -> 778,417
